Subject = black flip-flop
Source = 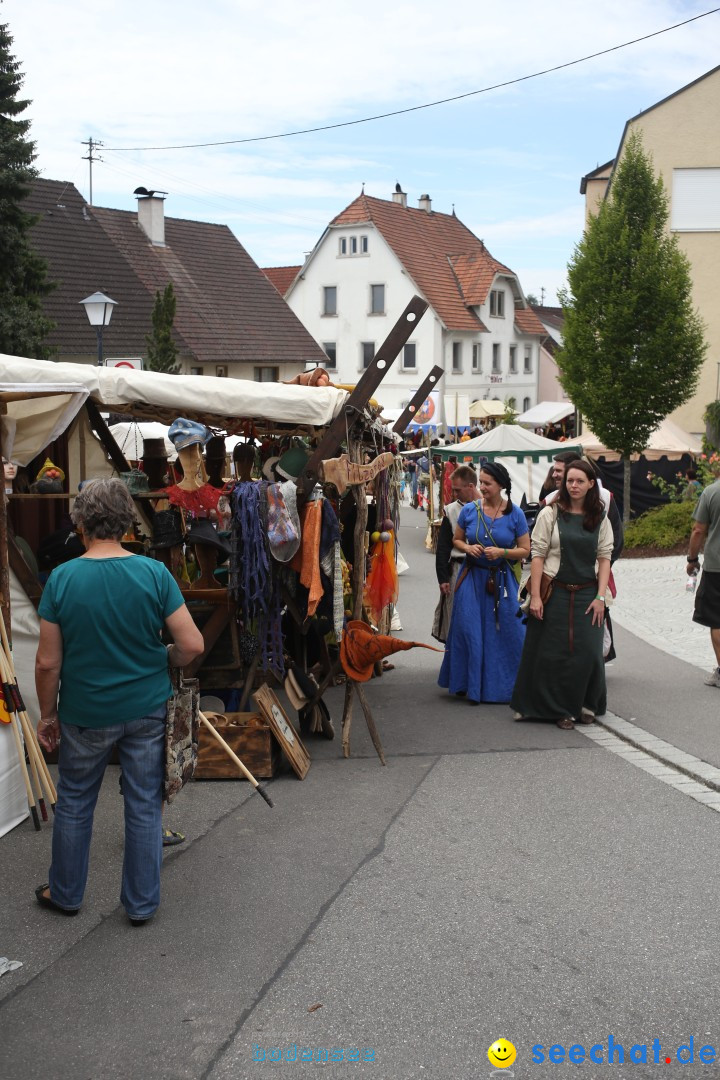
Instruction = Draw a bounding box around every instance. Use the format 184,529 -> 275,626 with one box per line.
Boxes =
34,883 -> 80,916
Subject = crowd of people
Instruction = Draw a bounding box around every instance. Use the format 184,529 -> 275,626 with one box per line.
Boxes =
434,450 -> 624,727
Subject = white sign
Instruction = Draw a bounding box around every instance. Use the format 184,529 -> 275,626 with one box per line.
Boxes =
105,357 -> 144,370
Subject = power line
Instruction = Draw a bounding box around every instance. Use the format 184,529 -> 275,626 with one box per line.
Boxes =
103,8 -> 719,152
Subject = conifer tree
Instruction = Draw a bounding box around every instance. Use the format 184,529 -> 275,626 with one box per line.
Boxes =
0,18 -> 54,357
145,282 -> 179,374
558,132 -> 706,521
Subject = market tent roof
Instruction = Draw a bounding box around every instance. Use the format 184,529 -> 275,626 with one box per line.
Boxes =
0,355 -> 350,465
435,424 -> 583,461
468,399 -> 509,419
579,418 -> 702,461
0,381 -> 89,465
515,401 -> 574,426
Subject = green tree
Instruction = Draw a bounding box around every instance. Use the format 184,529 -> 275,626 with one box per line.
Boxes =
558,133 -> 707,522
0,19 -> 54,358
145,282 -> 179,373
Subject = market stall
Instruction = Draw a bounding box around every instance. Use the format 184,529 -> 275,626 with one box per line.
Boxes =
0,297 -> 430,829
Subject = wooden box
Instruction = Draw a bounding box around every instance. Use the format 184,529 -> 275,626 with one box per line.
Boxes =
194,712 -> 280,780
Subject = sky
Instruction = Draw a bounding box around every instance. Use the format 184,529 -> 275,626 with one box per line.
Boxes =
3,0 -> 719,305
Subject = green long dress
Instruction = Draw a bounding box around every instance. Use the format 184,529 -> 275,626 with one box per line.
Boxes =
510,511 -> 606,721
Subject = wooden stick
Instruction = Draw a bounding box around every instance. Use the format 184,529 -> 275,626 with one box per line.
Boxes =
341,679 -> 355,759
9,714 -> 40,830
0,641 -> 57,806
355,684 -> 386,766
198,711 -> 273,806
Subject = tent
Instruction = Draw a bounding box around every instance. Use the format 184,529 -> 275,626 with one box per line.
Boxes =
578,418 -> 702,461
468,399 -> 510,420
432,426 -> 583,504
515,401 -> 575,427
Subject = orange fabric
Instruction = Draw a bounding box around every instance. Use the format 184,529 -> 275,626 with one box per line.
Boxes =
340,620 -> 443,682
291,501 -> 324,616
364,538 -> 398,623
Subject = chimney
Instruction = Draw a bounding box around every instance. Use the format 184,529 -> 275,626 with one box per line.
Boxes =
136,192 -> 166,246
418,193 -> 432,213
392,184 -> 407,208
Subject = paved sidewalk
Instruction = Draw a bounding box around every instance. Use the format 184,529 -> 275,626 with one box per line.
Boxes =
611,555 -> 714,672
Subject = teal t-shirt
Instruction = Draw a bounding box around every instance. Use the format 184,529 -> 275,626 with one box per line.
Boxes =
38,555 -> 185,728
693,479 -> 720,573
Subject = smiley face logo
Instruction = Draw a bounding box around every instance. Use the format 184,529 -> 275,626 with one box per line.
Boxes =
487,1039 -> 517,1068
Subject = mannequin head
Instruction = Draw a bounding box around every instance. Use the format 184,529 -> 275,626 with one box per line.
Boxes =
176,443 -> 207,491
3,458 -> 17,492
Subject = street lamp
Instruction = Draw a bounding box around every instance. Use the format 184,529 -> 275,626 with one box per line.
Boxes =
79,291 -> 118,367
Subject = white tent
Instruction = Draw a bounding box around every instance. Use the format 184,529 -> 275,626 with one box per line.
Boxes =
434,425 -> 583,504
579,418 -> 702,461
468,399 -> 509,419
109,421 -> 177,461
0,355 -> 350,465
515,401 -> 574,427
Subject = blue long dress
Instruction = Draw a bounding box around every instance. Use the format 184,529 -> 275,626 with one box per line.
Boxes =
438,501 -> 528,703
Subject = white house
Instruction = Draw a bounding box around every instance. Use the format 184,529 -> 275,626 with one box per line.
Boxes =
263,189 -> 545,429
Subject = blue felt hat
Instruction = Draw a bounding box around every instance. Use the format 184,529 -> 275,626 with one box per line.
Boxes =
168,418 -> 211,451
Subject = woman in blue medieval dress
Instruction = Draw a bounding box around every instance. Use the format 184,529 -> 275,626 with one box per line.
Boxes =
438,462 -> 530,704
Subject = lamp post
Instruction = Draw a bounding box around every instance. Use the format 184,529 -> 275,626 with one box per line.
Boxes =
79,291 -> 118,366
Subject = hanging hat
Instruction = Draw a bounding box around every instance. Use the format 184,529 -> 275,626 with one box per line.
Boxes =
276,442 -> 311,481
168,418 -> 211,452
266,479 -> 301,562
150,508 -> 185,549
185,518 -> 231,560
35,457 -> 65,483
340,620 -> 443,683
262,455 -> 280,482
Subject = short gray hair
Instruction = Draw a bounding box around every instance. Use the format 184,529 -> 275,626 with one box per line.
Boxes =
71,478 -> 137,540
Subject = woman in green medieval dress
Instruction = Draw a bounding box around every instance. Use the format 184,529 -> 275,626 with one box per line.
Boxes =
511,460 -> 613,729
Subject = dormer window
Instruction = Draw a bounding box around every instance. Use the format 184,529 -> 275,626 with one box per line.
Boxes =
489,290 -> 505,317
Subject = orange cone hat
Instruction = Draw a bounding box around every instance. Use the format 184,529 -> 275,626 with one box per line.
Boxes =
340,620 -> 443,683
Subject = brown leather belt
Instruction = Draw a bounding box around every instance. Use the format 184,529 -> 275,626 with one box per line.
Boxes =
553,580 -> 596,653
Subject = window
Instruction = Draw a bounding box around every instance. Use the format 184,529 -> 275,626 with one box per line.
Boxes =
509,346 -> 517,373
671,168 -> 720,230
472,344 -> 482,373
452,342 -> 463,373
402,343 -> 416,371
492,344 -> 501,373
322,286 -> 337,316
339,237 -> 347,255
524,345 -> 532,373
216,365 -> 228,378
489,289 -> 505,317
361,235 -> 369,253
190,366 -> 203,376
370,284 -> 385,314
350,236 -> 358,254
322,342 -> 337,370
254,366 -> 279,382
361,342 -> 375,369
523,397 -> 531,412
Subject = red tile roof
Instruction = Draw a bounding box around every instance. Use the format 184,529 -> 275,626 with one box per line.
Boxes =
513,307 -> 546,336
261,265 -> 301,296
330,194 -> 520,332
26,179 -> 325,367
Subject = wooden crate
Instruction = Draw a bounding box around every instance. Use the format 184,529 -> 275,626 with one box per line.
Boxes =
194,712 -> 281,780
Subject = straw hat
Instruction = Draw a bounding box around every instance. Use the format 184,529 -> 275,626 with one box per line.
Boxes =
340,621 -> 443,683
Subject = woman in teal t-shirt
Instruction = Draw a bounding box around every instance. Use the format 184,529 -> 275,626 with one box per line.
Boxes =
35,478 -> 203,924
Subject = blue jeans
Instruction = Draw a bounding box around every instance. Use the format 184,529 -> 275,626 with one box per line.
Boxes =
49,708 -> 166,919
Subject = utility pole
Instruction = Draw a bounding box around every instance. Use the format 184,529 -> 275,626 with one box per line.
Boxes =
81,137 -> 103,205
540,286 -> 546,306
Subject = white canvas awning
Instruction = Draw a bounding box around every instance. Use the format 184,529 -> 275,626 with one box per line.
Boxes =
0,381 -> 89,465
0,355 -> 350,465
515,401 -> 574,426
436,424 -> 581,460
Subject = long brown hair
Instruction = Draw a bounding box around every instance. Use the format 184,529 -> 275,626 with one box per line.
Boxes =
558,459 -> 603,531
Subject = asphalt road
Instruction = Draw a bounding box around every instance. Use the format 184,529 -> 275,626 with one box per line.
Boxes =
2,506 -> 720,1080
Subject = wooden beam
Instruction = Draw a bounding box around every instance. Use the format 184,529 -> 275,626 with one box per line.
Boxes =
393,366 -> 444,435
295,295 -> 428,497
